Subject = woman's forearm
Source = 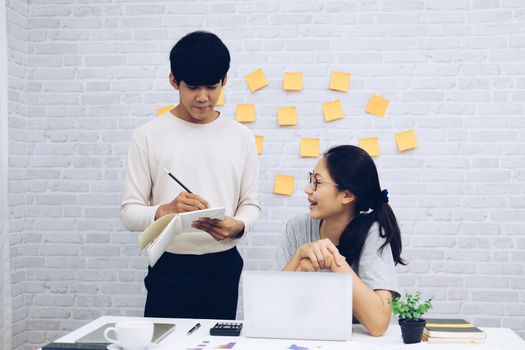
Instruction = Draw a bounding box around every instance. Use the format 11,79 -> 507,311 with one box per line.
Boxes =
332,263 -> 392,336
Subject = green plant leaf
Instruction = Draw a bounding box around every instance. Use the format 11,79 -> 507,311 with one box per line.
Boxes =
391,291 -> 433,321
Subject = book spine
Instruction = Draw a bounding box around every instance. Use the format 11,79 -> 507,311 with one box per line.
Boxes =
147,216 -> 180,267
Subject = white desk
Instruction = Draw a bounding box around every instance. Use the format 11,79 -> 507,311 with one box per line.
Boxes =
56,316 -> 525,350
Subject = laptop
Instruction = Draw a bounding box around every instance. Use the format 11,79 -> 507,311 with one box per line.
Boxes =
242,271 -> 352,341
75,323 -> 175,344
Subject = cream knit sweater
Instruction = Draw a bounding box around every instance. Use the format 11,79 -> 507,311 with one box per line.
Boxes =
121,112 -> 260,255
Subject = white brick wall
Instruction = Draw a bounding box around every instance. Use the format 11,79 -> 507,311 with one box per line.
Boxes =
1,0 -> 14,348
6,0 -> 525,348
6,0 -> 29,348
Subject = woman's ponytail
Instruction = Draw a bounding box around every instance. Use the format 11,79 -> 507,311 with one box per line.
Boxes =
374,202 -> 406,266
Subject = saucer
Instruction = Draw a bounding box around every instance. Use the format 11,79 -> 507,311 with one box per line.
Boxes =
107,343 -> 159,350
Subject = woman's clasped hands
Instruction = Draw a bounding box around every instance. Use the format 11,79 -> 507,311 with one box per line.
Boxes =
295,238 -> 346,272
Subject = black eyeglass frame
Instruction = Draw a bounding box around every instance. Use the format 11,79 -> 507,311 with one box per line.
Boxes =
308,171 -> 339,191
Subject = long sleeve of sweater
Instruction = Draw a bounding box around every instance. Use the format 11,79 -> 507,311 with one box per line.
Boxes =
120,114 -> 261,254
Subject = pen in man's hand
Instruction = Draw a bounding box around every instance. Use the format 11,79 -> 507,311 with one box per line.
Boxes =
187,322 -> 201,335
164,168 -> 193,193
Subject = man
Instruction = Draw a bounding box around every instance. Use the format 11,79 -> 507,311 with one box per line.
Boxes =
121,31 -> 260,319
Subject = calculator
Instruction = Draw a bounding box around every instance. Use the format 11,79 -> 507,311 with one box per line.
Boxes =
209,322 -> 243,336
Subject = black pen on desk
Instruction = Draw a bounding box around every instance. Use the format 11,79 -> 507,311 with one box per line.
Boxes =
187,322 -> 201,335
164,168 -> 192,193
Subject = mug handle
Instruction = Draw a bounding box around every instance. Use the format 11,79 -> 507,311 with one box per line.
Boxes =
103,327 -> 118,344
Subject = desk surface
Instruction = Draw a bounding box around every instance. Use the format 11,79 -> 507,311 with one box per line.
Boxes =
57,316 -> 525,350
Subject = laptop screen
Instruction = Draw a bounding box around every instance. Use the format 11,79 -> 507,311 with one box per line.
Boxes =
242,271 -> 352,341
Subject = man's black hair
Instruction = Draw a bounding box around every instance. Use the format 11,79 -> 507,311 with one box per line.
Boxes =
170,31 -> 230,87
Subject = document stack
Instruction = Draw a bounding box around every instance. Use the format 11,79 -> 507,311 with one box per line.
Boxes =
422,318 -> 487,344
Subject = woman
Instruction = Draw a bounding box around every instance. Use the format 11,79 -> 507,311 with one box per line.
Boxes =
277,145 -> 406,336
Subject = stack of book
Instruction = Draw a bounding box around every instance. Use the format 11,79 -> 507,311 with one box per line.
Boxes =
422,318 -> 487,344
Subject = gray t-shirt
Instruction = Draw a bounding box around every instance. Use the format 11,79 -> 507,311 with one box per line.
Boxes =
276,213 -> 400,298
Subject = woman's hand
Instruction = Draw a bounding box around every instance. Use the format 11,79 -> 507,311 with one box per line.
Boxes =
296,239 -> 345,271
295,258 -> 316,272
329,257 -> 353,273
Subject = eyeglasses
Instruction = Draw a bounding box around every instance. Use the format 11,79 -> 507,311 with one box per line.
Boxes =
308,172 -> 339,191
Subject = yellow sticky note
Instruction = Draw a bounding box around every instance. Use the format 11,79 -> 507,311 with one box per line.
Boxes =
255,135 -> 264,155
236,104 -> 255,123
283,72 -> 303,91
216,88 -> 225,106
322,100 -> 344,122
273,175 -> 295,196
366,95 -> 390,118
330,72 -> 351,92
395,129 -> 417,152
277,107 -> 297,126
300,138 -> 320,158
245,68 -> 268,92
156,104 -> 174,116
359,137 -> 380,157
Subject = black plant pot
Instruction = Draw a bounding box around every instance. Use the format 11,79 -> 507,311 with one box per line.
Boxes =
398,318 -> 426,344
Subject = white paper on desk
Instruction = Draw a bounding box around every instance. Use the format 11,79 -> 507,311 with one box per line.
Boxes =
138,207 -> 225,267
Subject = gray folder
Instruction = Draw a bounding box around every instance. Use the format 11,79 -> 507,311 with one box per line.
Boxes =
75,323 -> 175,344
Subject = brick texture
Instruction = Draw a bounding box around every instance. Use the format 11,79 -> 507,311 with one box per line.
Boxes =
6,0 -> 525,348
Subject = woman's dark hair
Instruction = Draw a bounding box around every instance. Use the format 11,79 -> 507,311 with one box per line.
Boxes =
170,31 -> 230,86
324,145 -> 406,269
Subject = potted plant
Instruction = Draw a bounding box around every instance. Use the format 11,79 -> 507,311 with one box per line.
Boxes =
391,291 -> 432,344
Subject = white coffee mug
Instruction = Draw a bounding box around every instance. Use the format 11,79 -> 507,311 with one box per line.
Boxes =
103,321 -> 154,350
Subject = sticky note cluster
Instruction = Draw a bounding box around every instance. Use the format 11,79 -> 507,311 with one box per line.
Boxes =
155,68 -> 416,199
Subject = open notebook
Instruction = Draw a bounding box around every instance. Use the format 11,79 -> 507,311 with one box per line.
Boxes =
138,207 -> 225,267
242,271 -> 353,341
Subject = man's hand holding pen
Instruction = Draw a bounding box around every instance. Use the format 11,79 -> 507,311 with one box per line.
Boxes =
157,168 -> 243,240
154,192 -> 209,220
155,169 -> 211,220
